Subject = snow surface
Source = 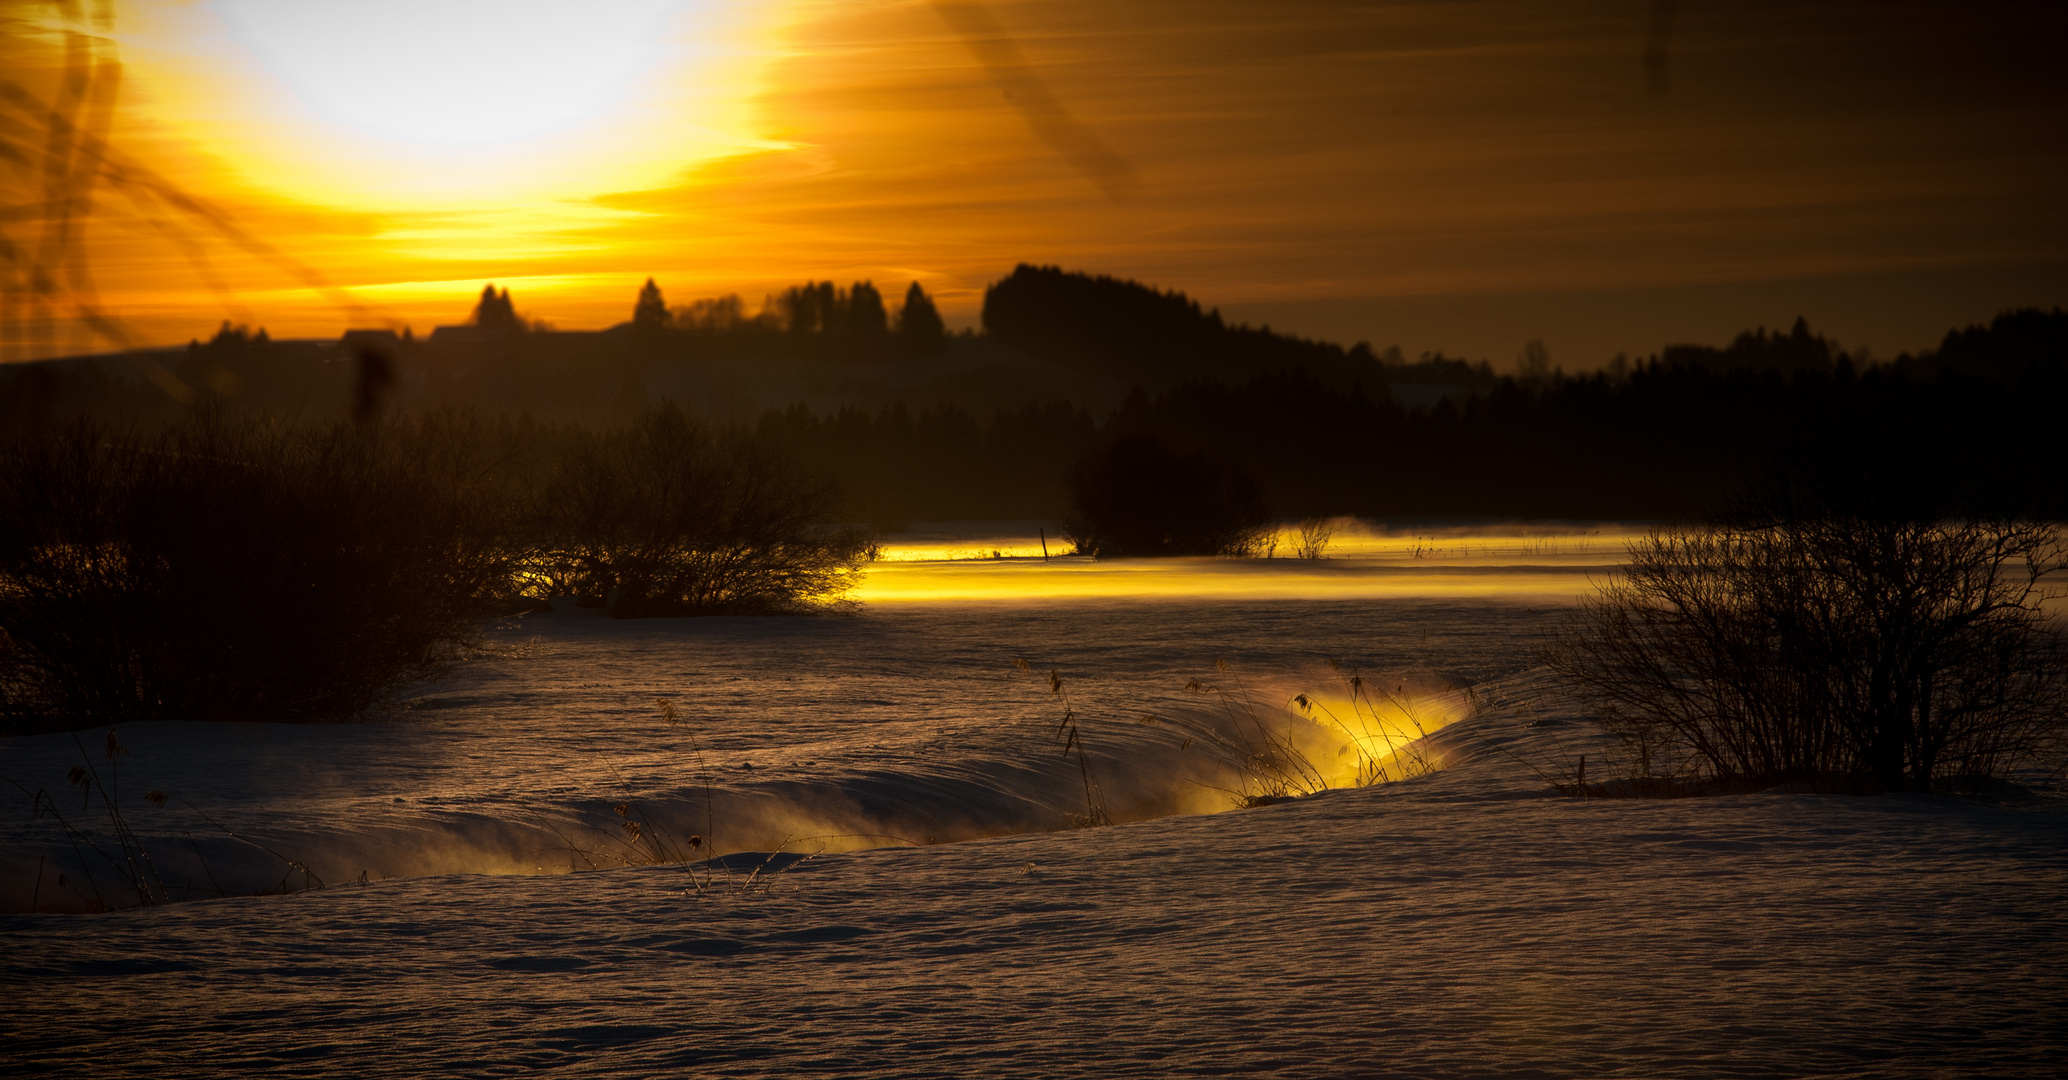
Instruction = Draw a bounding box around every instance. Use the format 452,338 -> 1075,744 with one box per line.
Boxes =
5,557 -> 2066,1076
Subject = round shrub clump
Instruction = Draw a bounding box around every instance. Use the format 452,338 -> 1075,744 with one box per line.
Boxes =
1063,437 -> 1271,558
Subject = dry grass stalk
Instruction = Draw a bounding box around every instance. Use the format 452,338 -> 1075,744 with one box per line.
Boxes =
1015,658 -> 1110,827
1293,661 -> 1447,786
1171,660 -> 1332,806
3,730 -> 327,911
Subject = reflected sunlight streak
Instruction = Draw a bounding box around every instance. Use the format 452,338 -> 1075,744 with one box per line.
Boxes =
855,527 -> 1642,604
852,559 -> 1613,605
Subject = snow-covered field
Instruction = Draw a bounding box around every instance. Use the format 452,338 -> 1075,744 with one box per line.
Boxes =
5,535 -> 2065,1076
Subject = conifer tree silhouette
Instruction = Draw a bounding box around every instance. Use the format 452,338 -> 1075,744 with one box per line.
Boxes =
896,281 -> 946,356
472,284 -> 519,329
633,278 -> 669,329
847,281 -> 888,336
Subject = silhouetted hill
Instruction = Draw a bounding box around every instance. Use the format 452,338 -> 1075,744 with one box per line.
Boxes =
4,273 -> 2063,524
1659,316 -> 1842,379
982,264 -> 1381,388
1654,308 -> 2068,387
1891,307 -> 2068,386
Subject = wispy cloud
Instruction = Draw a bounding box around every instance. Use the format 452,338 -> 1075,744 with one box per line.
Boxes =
1645,0 -> 1675,100
929,1 -> 1139,201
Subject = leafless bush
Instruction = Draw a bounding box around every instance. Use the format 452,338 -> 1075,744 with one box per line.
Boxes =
0,413 -> 514,732
528,405 -> 868,616
1293,517 -> 1339,560
1550,517 -> 2066,793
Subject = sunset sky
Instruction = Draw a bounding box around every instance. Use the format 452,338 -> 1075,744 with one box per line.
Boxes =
4,0 -> 2064,366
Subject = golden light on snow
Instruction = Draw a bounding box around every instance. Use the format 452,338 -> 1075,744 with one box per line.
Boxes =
851,559 -> 1605,605
853,527 -> 1640,605
1295,687 -> 1466,790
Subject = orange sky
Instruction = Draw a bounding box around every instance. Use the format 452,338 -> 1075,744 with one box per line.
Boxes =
4,0 -> 2065,366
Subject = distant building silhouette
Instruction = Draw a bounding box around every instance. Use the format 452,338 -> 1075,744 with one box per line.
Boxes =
425,323 -> 513,372
338,328 -> 404,354
425,284 -> 525,369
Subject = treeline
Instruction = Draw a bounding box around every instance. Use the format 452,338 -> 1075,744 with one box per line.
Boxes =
2,263 -> 2063,524
0,265 -> 1479,429
628,277 -> 951,363
0,407 -> 871,733
0,325 -> 343,428
0,277 -> 964,429
754,399 -> 1099,525
748,306 -> 2067,523
983,264 -> 1371,386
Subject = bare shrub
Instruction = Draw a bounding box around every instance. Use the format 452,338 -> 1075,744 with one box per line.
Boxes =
529,405 -> 867,616
0,414 -> 514,733
1550,517 -> 2066,793
1293,516 -> 1339,560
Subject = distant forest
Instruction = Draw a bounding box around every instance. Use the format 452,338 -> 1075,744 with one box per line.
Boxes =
2,265 -> 2063,524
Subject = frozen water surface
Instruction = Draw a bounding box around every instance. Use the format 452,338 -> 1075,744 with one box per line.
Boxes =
5,539 -> 2065,1076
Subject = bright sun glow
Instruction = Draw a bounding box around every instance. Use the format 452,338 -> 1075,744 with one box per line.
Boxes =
106,0 -> 785,213
212,0 -> 689,148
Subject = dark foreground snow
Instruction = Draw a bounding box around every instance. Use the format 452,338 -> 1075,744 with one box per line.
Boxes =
6,771 -> 2065,1078
5,572 -> 2066,1077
